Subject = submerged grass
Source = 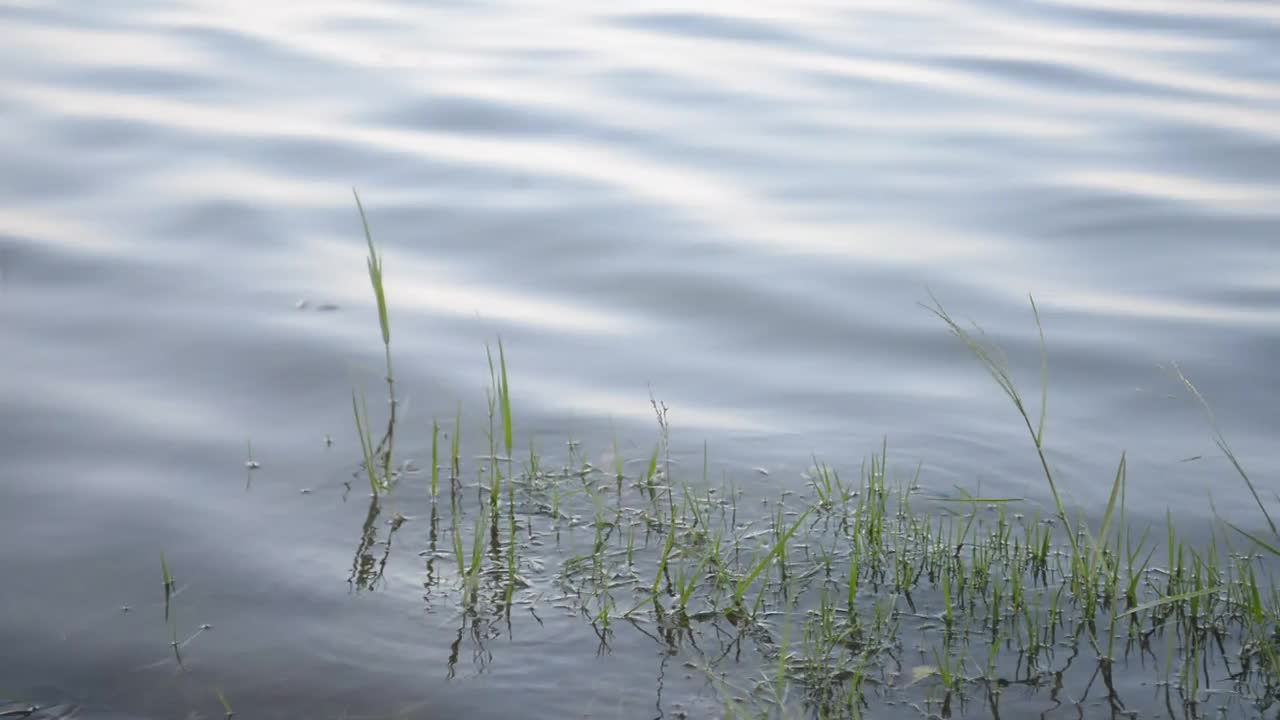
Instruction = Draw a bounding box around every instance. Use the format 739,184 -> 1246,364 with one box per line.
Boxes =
337,201 -> 1279,719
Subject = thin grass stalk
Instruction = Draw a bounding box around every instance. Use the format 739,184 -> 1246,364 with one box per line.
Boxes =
352,189 -> 396,482
430,418 -> 440,498
353,391 -> 385,495
927,296 -> 1078,559
1172,364 -> 1274,535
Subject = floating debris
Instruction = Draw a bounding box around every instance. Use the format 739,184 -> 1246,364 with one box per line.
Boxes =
297,298 -> 340,312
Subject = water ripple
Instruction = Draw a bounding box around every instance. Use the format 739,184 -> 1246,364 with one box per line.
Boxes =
2,0 -> 1278,709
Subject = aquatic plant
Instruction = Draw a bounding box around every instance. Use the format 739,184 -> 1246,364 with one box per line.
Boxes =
336,201 -> 1280,719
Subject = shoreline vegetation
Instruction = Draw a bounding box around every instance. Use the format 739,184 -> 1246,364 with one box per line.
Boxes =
35,194 -> 1267,720
344,191 -> 1280,719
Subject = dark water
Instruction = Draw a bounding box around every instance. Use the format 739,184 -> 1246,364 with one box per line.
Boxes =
2,1 -> 1278,717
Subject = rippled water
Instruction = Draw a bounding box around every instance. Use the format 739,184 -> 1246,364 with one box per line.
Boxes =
2,0 -> 1277,717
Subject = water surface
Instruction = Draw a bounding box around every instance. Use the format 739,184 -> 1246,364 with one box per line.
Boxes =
1,0 -> 1277,716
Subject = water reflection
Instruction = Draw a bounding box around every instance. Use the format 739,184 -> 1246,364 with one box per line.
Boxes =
347,496 -> 405,593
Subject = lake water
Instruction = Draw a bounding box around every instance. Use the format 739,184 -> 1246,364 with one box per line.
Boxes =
1,1 -> 1277,717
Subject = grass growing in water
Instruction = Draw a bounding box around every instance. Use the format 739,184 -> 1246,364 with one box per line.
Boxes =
351,187 -> 396,497
343,202 -> 1280,719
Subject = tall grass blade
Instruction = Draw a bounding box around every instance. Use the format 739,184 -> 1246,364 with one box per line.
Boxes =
352,188 -> 390,350
1094,454 -> 1126,556
926,296 -> 1077,557
1030,295 -> 1048,446
430,418 -> 440,497
1224,520 -> 1280,557
1172,364 -> 1274,534
498,337 -> 513,458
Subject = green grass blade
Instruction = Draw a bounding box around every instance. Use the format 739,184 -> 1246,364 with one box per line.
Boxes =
1120,585 -> 1226,618
161,551 -> 174,622
352,188 -> 390,348
498,337 -> 513,458
452,403 -> 462,479
1225,520 -> 1280,557
611,423 -> 624,482
735,509 -> 811,604
926,295 -> 1078,558
430,418 -> 440,497
352,390 -> 383,495
1172,364 -> 1274,534
1030,294 -> 1048,446
1094,454 -> 1126,560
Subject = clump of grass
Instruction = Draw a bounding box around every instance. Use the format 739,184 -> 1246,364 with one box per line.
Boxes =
452,509 -> 487,608
341,204 -> 1279,719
